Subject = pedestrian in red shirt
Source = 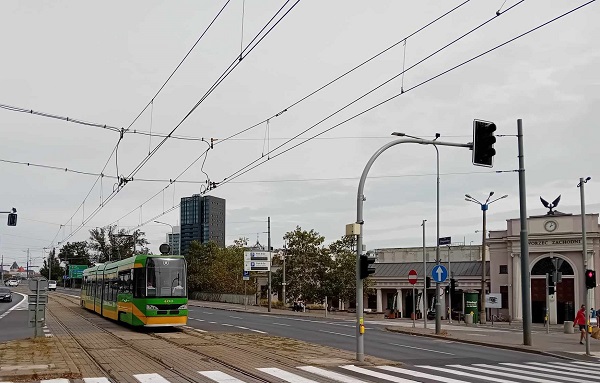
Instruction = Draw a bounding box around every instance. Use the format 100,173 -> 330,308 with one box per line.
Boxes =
574,304 -> 587,344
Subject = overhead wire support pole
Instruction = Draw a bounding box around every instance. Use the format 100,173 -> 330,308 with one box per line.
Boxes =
578,176 -> 591,356
356,137 -> 471,362
517,119 -> 532,346
268,216 -> 272,313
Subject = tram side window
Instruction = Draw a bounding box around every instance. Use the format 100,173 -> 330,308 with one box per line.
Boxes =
133,268 -> 145,298
119,270 -> 131,294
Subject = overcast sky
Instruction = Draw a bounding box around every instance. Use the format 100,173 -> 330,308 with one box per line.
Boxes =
1,1 -> 598,269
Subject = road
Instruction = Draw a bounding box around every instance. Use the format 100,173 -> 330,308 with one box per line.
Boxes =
183,305 -> 563,365
0,289 -> 33,342
52,288 -> 563,366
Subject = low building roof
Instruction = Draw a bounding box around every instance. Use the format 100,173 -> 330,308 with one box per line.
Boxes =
374,261 -> 489,278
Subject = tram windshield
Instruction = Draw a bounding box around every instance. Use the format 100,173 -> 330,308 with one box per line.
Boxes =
146,258 -> 186,297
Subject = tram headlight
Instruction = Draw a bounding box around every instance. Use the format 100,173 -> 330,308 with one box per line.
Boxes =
146,304 -> 159,310
178,304 -> 187,310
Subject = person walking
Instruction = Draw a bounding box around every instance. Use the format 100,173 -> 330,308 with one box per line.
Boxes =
574,304 -> 587,344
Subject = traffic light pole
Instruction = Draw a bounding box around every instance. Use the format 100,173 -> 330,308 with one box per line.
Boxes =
579,177 -> 590,356
356,137 -> 471,362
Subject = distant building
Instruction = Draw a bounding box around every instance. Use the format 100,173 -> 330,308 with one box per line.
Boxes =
180,195 -> 226,253
165,226 -> 181,255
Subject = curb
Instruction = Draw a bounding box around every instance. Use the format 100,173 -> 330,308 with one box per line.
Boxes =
384,327 -> 577,361
187,301 -> 352,321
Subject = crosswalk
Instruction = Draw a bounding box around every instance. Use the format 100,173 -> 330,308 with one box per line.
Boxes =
1,361 -> 599,383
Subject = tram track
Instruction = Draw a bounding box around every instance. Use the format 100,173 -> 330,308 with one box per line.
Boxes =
50,292 -> 274,383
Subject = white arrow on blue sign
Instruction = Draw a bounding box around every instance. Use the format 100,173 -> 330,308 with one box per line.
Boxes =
431,264 -> 448,283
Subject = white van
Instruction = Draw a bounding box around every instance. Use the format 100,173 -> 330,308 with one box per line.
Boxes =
7,279 -> 18,287
48,280 -> 57,291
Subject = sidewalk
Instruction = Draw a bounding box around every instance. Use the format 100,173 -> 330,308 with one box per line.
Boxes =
190,299 -> 600,361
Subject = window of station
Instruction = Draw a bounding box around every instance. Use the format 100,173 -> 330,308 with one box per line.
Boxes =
499,265 -> 508,274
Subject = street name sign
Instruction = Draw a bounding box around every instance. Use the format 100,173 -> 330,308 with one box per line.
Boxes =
244,260 -> 270,272
408,269 -> 418,285
431,264 -> 448,283
243,270 -> 250,281
438,237 -> 451,246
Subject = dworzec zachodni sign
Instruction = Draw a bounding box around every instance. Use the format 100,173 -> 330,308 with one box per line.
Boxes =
528,239 -> 581,246
244,251 -> 271,272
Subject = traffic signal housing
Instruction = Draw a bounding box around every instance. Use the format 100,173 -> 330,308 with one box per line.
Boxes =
425,276 -> 431,289
359,254 -> 376,279
472,119 -> 497,167
450,278 -> 456,295
7,213 -> 17,226
586,269 -> 596,289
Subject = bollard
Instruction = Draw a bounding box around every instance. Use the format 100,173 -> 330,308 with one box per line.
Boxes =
564,321 -> 574,334
465,313 -> 473,326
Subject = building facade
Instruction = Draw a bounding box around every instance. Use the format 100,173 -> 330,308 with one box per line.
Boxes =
489,212 -> 600,324
165,226 -> 181,255
368,244 -> 487,318
180,195 -> 226,253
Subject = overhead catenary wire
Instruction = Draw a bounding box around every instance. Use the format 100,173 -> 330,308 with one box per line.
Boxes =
209,0 -> 592,192
123,0 -> 300,183
217,0 -> 526,186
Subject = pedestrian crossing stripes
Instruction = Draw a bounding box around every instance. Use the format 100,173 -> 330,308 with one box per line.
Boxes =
1,361 -> 599,383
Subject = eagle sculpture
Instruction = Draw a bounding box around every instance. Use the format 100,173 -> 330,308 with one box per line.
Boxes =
540,195 -> 561,215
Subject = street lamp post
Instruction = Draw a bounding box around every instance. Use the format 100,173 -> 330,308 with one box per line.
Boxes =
577,176 -> 591,356
394,132 -> 442,333
282,240 -> 287,307
154,221 -> 174,255
422,219 -> 427,329
465,192 -> 508,324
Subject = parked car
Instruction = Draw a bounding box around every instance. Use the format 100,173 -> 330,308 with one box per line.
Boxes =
7,279 -> 19,287
48,280 -> 57,291
0,287 -> 12,302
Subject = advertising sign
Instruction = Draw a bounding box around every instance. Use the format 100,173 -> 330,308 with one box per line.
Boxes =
486,293 -> 502,309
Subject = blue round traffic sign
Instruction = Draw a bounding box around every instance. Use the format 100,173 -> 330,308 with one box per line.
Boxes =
431,264 -> 448,283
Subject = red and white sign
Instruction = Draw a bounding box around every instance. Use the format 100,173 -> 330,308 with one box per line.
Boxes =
408,269 -> 418,285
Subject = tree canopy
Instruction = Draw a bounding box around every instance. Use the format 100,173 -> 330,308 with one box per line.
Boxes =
88,225 -> 150,263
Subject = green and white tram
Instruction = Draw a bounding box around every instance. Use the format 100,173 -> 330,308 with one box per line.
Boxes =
81,254 -> 188,327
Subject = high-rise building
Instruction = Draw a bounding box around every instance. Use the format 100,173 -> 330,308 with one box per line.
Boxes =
180,195 -> 226,253
165,226 -> 181,255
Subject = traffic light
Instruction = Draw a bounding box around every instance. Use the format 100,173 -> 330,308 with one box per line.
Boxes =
472,119 -> 496,167
7,213 -> 17,226
359,254 -> 376,279
450,278 -> 456,295
425,276 -> 431,289
586,269 -> 596,289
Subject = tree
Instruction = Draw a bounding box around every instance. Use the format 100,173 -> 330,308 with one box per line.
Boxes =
328,235 -> 359,304
39,248 -> 64,281
57,242 -> 93,267
281,226 -> 332,304
88,225 -> 150,263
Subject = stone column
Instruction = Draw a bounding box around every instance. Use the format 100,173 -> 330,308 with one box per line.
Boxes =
376,288 -> 383,313
512,253 -> 522,320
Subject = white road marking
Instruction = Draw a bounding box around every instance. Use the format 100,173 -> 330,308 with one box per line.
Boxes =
194,318 -> 205,322
133,373 -> 171,382
229,315 -> 243,319
83,378 -> 111,383
475,364 -> 581,382
502,362 -> 593,379
257,367 -> 318,383
387,343 -> 454,355
378,366 -> 466,383
272,322 -> 291,326
209,321 -> 217,324
41,380 -> 70,383
318,330 -> 353,338
0,292 -> 28,319
221,323 -> 233,327
203,311 -> 214,315
451,364 -> 550,383
248,328 -> 267,334
298,366 -> 369,382
199,370 -> 245,382
418,365 -> 514,383
548,362 -> 600,374
340,365 -> 418,383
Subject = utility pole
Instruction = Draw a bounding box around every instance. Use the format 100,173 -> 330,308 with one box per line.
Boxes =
26,248 -> 30,280
267,216 -> 272,313
48,249 -> 51,282
578,176 -> 591,355
517,119 -> 532,346
481,206 -> 487,323
282,242 -> 286,307
422,220 -> 427,329
448,245 -> 452,324
1,253 -> 4,285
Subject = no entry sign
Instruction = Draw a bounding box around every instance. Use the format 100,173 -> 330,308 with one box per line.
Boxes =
408,269 -> 418,285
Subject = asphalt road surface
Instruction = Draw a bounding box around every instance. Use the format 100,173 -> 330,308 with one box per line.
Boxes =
52,288 -> 563,366
0,289 -> 34,342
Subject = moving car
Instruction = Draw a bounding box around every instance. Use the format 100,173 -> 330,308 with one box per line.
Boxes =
7,279 -> 18,287
48,280 -> 57,291
0,287 -> 12,302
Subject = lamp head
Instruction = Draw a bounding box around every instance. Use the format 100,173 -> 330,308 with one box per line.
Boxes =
391,132 -> 405,137
465,194 -> 472,199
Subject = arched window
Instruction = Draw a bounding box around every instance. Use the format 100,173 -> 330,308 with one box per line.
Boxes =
531,257 -> 574,275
